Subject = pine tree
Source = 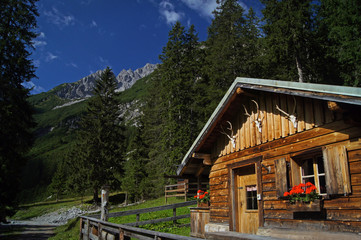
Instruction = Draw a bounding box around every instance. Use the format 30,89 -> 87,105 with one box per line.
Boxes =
72,67 -> 125,204
49,160 -> 66,202
261,0 -> 320,82
142,22 -> 204,195
319,0 -> 361,86
0,0 -> 38,222
122,127 -> 150,202
205,0 -> 246,93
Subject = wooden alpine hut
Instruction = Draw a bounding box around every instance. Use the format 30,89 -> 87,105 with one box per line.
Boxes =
177,78 -> 361,239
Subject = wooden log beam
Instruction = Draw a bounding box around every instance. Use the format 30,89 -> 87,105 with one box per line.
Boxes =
192,153 -> 212,165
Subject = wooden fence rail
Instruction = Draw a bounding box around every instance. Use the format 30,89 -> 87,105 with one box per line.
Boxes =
165,182 -> 208,203
80,200 -> 199,240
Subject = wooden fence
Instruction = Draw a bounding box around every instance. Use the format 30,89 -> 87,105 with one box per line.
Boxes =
80,200 -> 200,240
165,182 -> 208,203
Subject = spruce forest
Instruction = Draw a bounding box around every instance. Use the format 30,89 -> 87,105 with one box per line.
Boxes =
1,0 -> 361,220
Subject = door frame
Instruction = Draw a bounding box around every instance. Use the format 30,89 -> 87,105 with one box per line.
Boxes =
227,156 -> 263,232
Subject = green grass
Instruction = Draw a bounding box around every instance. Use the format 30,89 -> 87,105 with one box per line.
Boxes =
49,217 -> 80,240
22,196 -> 195,239
11,197 -> 91,220
108,197 -> 196,237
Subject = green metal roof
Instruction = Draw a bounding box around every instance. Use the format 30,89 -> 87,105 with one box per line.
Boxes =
176,78 -> 361,176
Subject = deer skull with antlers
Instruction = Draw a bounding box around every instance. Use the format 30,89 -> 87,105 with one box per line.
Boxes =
219,121 -> 237,148
243,100 -> 264,133
276,96 -> 298,129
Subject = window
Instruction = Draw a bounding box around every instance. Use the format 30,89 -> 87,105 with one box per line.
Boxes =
275,145 -> 351,199
246,185 -> 258,210
300,155 -> 327,195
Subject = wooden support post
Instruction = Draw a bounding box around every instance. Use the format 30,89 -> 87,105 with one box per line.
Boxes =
79,218 -> 83,239
101,186 -> 110,222
165,186 -> 167,204
119,228 -> 131,240
98,223 -> 102,239
87,219 -> 90,239
173,208 -> 177,225
136,213 -> 140,227
184,182 -> 187,202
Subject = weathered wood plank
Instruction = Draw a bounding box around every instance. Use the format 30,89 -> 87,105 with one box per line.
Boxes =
260,95 -> 268,143
324,100 -> 334,124
280,94 -> 289,138
210,195 -> 229,203
349,161 -> 361,174
210,209 -> 229,217
324,197 -> 361,209
263,200 -> 287,210
211,120 -> 352,167
210,181 -> 228,191
296,96 -> 305,132
262,173 -> 275,183
348,149 -> 361,162
264,218 -> 361,233
274,158 -> 288,198
211,202 -> 229,208
266,93 -> 275,141
326,209 -> 361,221
304,97 -> 314,130
287,95 -> 296,135
314,99 -> 324,127
262,191 -> 278,201
262,182 -> 276,192
264,127 -> 359,159
264,209 -> 293,219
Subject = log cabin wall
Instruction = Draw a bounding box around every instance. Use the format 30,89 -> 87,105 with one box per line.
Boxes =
208,91 -> 361,233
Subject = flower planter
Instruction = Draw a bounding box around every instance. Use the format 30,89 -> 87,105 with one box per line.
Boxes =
190,207 -> 210,238
287,199 -> 322,212
197,201 -> 210,208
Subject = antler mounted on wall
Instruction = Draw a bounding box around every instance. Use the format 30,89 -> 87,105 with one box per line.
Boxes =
276,96 -> 298,129
219,121 -> 237,148
243,100 -> 264,133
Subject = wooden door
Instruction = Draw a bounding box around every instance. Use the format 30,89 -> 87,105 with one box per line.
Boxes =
235,164 -> 259,234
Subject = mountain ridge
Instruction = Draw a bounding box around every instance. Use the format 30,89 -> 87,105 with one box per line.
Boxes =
51,63 -> 157,100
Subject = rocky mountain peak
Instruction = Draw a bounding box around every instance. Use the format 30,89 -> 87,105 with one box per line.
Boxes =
53,63 -> 157,99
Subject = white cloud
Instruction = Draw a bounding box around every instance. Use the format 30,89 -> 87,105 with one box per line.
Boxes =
91,20 -> 97,27
45,52 -> 58,62
22,81 -> 46,94
180,0 -> 219,19
159,1 -> 183,25
33,59 -> 40,67
32,32 -> 47,48
44,7 -> 75,28
67,62 -> 78,68
33,40 -> 47,48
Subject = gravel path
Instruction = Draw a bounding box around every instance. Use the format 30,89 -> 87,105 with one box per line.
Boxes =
0,205 -> 100,239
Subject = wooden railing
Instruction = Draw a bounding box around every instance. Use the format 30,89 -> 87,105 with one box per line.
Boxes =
165,182 -> 208,203
80,200 -> 199,240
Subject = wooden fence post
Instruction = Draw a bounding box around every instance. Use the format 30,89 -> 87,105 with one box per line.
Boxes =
79,218 -> 83,239
173,208 -> 177,225
101,185 -> 110,222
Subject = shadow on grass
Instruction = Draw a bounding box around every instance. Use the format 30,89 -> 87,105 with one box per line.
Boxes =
17,199 -> 76,211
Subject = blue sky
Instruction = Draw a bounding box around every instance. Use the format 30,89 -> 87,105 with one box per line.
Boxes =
27,0 -> 263,94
